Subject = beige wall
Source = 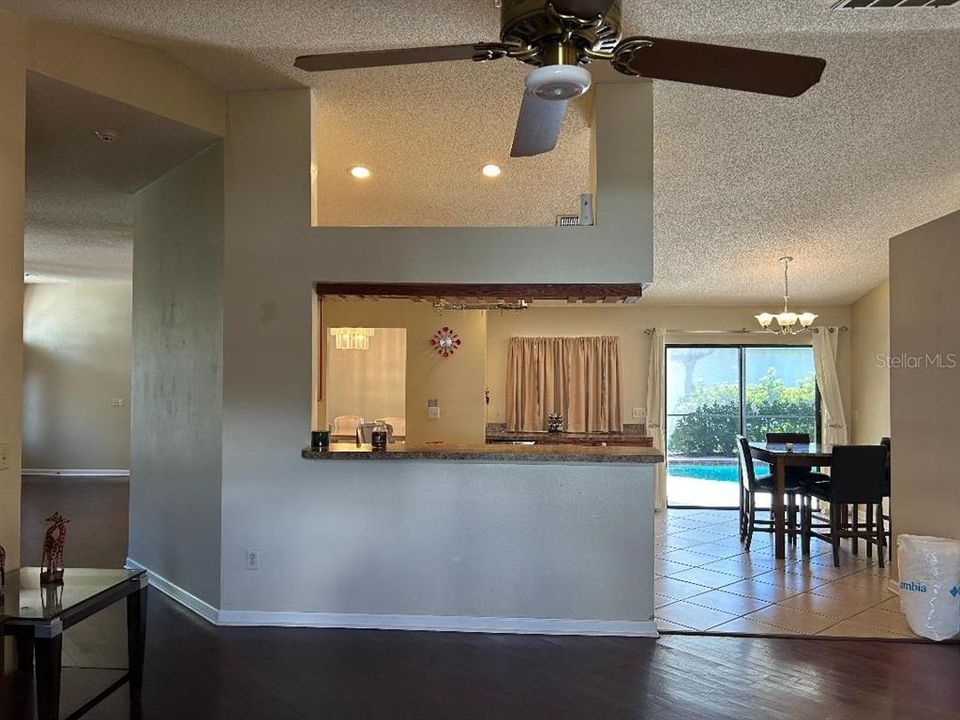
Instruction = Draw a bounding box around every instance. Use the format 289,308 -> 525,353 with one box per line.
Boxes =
23,283 -> 132,469
486,304 -> 853,427
0,5 -> 225,573
22,15 -> 225,136
325,327 -> 406,432
890,210 -> 960,548
850,280 -> 890,444
0,10 -> 27,567
320,300 -> 486,445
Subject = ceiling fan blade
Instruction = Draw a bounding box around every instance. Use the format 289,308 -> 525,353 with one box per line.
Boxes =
552,0 -> 616,17
295,44 -> 482,72
618,37 -> 826,97
510,92 -> 569,158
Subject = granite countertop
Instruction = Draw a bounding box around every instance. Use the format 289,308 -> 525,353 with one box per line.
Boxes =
302,442 -> 664,464
485,430 -> 653,446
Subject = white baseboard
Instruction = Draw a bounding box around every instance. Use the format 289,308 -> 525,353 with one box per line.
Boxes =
25,468 -> 129,478
127,558 -> 658,637
125,558 -> 219,625
217,611 -> 659,637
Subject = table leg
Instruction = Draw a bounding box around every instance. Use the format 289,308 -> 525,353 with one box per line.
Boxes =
773,459 -> 786,559
34,622 -> 63,720
127,580 -> 148,705
16,633 -> 33,671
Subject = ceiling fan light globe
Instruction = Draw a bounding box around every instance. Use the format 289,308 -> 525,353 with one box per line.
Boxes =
526,64 -> 592,101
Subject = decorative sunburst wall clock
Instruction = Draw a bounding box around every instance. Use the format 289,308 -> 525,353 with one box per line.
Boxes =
430,327 -> 462,357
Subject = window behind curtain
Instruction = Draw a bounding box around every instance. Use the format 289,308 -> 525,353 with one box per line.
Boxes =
505,336 -> 623,432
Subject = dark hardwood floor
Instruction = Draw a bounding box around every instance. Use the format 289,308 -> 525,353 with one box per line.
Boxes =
4,591 -> 959,719
4,476 -> 959,719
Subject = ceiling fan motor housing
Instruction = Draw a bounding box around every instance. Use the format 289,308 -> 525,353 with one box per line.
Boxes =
500,0 -> 623,67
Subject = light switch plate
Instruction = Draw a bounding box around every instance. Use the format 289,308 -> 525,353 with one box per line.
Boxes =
632,407 -> 646,421
245,549 -> 262,571
428,407 -> 441,420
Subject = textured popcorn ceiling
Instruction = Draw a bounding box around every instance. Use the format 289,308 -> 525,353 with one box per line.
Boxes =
25,74 -> 219,283
6,1 -> 960,302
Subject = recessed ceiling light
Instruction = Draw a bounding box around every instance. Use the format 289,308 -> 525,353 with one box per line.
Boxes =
482,164 -> 502,178
349,166 -> 371,179
93,129 -> 119,143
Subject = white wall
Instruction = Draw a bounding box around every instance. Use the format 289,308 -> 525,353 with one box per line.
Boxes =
219,460 -> 654,628
219,85 -> 654,612
23,283 -> 131,469
890,210 -> 960,549
130,143 -> 224,606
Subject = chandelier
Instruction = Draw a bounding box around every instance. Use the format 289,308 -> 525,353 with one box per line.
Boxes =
755,257 -> 817,334
329,327 -> 375,350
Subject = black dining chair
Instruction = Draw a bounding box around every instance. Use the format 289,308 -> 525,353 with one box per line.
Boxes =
800,445 -> 889,567
736,435 -> 802,550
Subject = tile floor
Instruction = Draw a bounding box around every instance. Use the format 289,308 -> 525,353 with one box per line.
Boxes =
655,508 -> 919,638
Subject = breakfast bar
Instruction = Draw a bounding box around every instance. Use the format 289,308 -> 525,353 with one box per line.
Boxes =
298,442 -> 662,636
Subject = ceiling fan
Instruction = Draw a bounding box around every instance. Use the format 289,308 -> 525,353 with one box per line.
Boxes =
295,0 -> 827,158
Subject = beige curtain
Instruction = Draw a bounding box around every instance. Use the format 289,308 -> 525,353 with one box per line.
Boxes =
506,337 -> 622,432
645,328 -> 667,512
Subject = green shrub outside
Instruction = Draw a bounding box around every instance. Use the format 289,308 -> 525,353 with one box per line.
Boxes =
669,368 -> 817,457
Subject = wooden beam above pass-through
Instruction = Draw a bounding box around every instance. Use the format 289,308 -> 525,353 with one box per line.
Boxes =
314,283 -> 644,303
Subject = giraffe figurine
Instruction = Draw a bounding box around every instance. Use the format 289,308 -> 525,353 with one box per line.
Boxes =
40,512 -> 69,585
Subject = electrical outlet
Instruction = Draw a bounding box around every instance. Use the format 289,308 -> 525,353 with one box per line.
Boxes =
245,549 -> 262,571
0,442 -> 8,471
632,407 -> 646,421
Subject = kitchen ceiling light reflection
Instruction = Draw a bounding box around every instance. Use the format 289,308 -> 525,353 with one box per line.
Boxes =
330,327 -> 375,350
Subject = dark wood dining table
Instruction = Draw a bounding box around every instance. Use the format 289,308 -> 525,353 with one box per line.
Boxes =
748,441 -> 834,559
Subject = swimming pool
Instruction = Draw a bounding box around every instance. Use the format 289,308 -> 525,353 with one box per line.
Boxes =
667,462 -> 768,483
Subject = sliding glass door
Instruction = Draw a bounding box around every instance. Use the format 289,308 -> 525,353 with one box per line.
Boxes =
665,345 -> 819,508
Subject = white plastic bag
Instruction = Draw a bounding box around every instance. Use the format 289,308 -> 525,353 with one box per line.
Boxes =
897,534 -> 960,641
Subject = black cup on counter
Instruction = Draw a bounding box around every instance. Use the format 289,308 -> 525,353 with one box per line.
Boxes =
311,430 -> 330,449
